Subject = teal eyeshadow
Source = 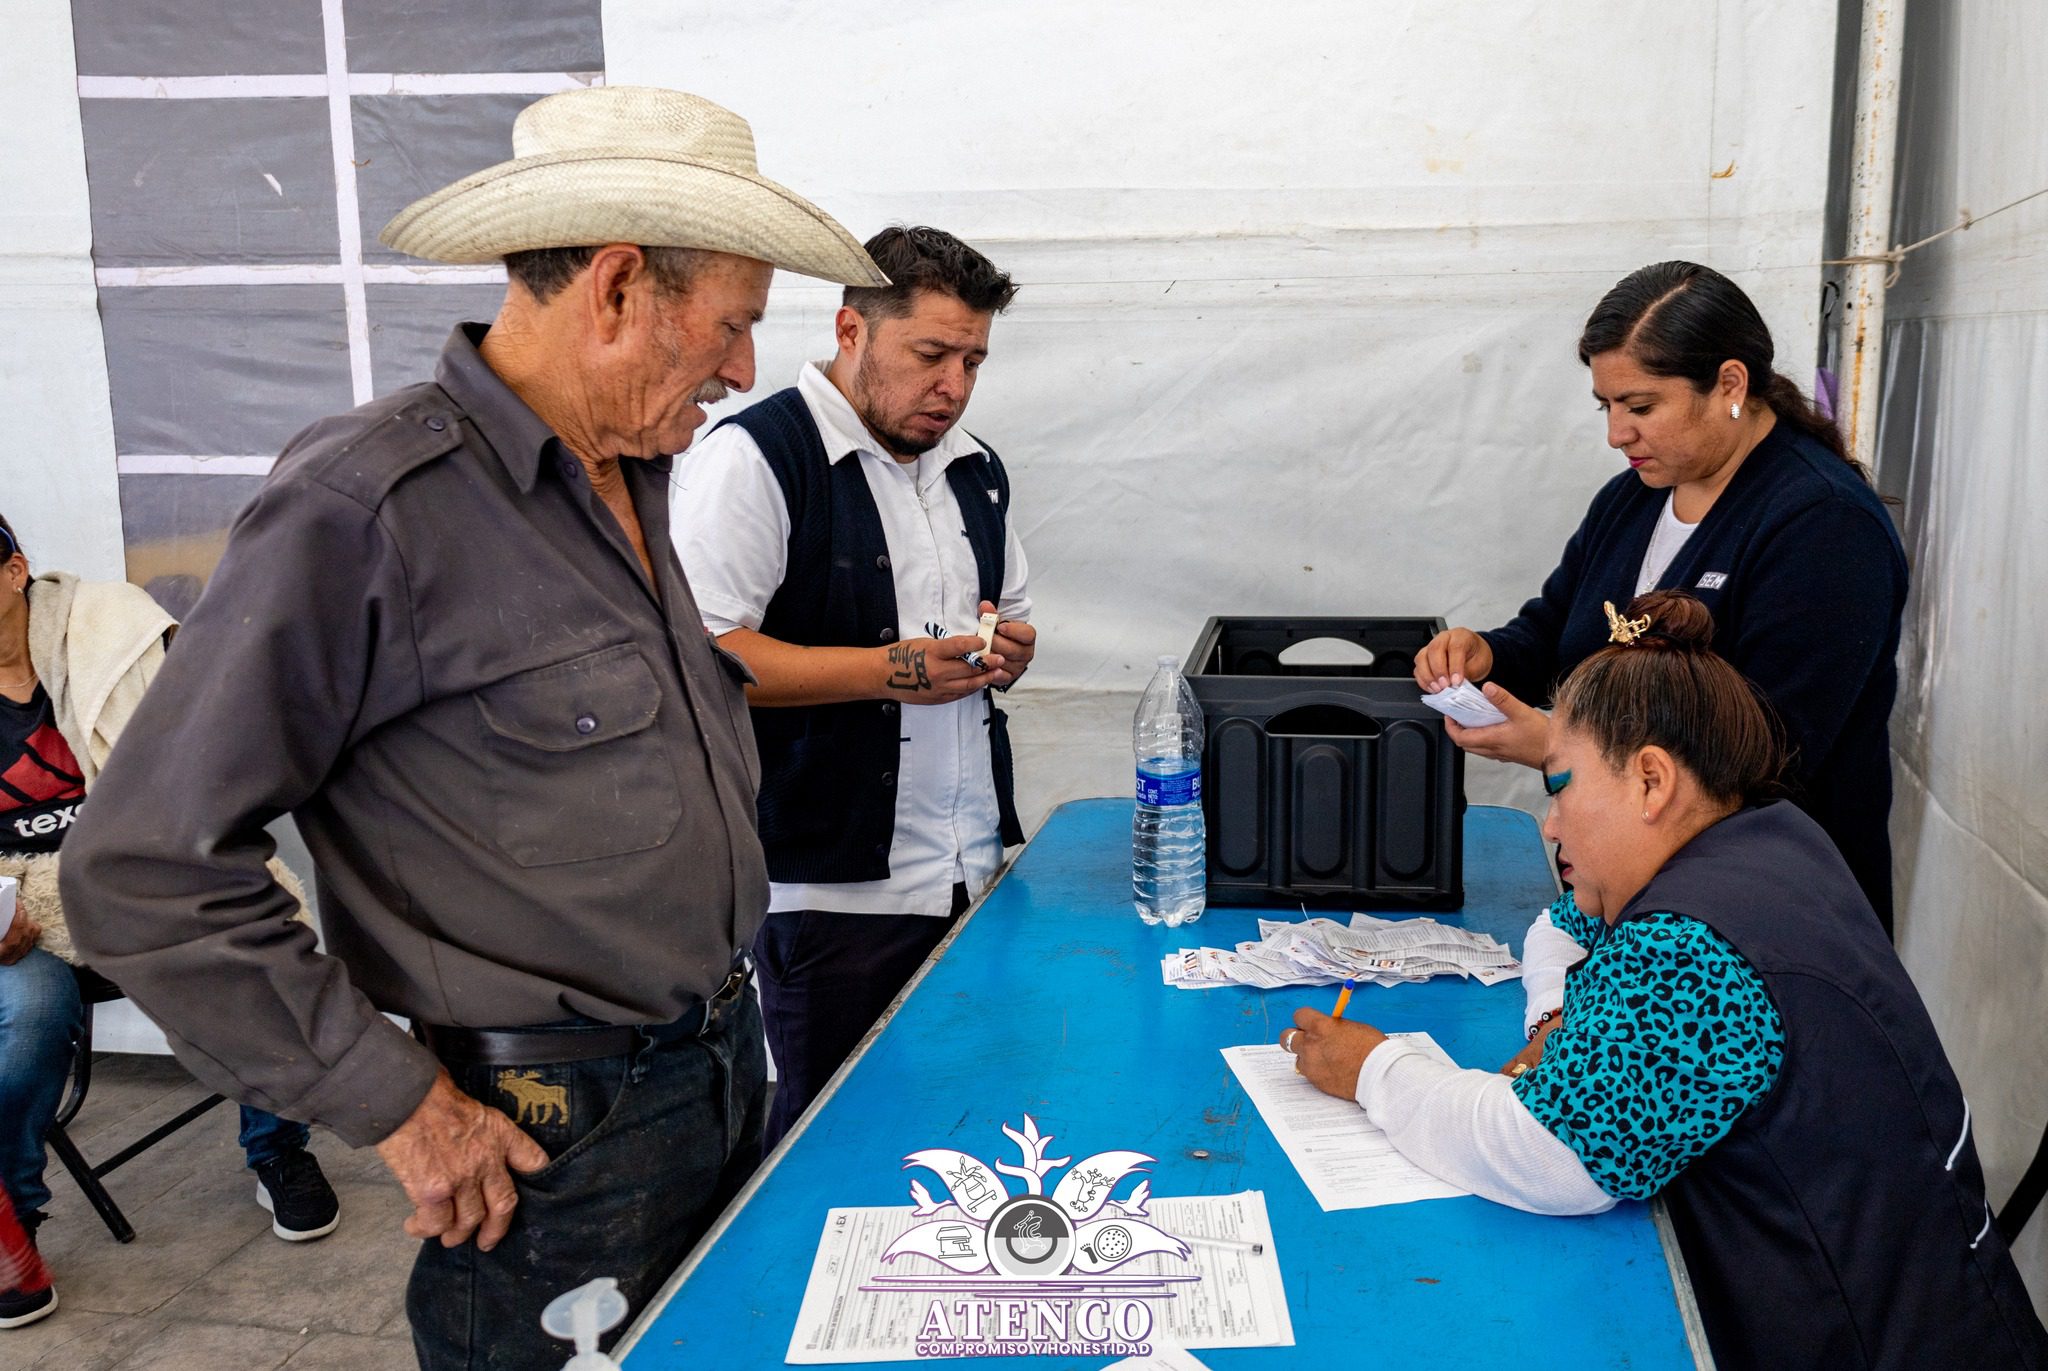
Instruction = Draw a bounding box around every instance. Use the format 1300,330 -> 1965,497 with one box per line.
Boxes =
1542,769 -> 1573,797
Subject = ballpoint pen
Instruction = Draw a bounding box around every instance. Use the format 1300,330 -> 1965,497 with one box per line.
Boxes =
1331,977 -> 1355,1020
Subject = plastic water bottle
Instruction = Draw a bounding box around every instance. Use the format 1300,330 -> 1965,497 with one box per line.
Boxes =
1133,654 -> 1207,926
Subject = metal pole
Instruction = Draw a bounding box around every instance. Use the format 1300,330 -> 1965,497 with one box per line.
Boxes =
1837,0 -> 1908,473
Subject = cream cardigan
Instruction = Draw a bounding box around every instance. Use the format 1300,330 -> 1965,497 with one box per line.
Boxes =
6,572 -> 305,961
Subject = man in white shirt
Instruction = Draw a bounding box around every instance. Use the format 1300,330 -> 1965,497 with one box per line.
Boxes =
673,227 -> 1034,1146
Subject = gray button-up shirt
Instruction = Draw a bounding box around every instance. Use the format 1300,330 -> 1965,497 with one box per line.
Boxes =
62,326 -> 769,1147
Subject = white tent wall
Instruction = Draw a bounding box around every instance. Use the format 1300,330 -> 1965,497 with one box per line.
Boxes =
604,2 -> 1842,832
1877,0 -> 2048,1315
0,0 -> 122,580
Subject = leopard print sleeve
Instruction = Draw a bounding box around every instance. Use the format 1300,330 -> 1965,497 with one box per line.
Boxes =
1508,910 -> 1784,1200
1546,889 -> 1602,946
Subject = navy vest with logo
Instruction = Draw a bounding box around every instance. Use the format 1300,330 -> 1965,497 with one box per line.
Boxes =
717,388 -> 1024,885
1617,802 -> 2046,1369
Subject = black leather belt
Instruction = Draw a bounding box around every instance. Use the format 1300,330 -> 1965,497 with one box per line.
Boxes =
415,962 -> 749,1066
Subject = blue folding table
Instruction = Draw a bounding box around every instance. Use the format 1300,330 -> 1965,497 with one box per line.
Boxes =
619,800 -> 1709,1368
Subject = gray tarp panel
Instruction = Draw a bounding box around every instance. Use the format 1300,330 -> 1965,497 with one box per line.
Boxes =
99,286 -> 352,455
117,474 -> 268,618
66,0 -> 604,599
81,99 -> 339,266
344,0 -> 603,73
352,93 -> 530,263
71,0 -> 325,78
367,284 -> 508,393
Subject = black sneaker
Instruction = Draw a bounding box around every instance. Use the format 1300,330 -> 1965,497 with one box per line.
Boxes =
254,1149 -> 341,1242
0,1211 -> 56,1330
0,1282 -> 57,1330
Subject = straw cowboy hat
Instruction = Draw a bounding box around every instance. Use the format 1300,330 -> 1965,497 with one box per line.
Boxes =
379,85 -> 886,288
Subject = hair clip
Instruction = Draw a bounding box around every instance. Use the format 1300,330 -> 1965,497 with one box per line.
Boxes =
1604,600 -> 1652,645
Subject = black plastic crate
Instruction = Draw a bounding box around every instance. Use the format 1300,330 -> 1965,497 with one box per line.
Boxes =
1184,617 -> 1464,910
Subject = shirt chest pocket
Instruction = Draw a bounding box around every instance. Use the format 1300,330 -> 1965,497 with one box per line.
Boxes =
473,644 -> 683,867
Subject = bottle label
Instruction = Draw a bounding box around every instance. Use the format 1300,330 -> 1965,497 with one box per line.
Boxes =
1136,766 -> 1201,807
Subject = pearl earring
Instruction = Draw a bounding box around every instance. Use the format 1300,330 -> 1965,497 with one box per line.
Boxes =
1729,403 -> 1741,420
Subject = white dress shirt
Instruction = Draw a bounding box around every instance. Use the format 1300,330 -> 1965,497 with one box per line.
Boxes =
672,361 -> 1032,918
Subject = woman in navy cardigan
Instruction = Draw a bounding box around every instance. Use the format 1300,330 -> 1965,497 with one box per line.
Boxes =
1415,262 -> 1908,931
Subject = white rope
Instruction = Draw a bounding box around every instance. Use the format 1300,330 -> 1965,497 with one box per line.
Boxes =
1824,184 -> 2048,288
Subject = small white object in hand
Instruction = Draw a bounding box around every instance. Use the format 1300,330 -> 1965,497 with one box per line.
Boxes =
1421,681 -> 1508,728
977,609 -> 1001,654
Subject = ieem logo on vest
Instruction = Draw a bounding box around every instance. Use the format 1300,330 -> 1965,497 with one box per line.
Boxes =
871,1115 -> 1195,1358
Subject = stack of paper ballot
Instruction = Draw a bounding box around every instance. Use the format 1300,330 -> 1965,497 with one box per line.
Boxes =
1161,913 -> 1520,991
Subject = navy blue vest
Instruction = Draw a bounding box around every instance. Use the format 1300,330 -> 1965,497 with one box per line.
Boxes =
718,388 -> 1024,885
1619,803 -> 2046,1369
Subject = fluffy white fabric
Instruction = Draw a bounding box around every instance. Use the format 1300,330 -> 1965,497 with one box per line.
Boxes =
1520,907 -> 1586,1036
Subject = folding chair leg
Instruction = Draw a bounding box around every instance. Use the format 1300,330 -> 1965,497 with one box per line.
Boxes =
1996,1119 -> 2048,1243
93,1095 -> 227,1178
45,1124 -> 135,1244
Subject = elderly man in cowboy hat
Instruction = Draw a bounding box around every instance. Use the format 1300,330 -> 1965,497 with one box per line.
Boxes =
62,86 -> 883,1370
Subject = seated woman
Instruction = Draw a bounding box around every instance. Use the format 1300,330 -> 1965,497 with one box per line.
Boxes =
1283,591 -> 2047,1370
0,513 -> 340,1330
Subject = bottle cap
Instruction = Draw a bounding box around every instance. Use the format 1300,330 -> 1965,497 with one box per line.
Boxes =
1157,654 -> 1178,668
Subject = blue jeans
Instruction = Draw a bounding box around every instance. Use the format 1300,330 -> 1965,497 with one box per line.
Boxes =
407,987 -> 768,1371
236,1103 -> 310,1170
0,950 -> 310,1220
0,950 -> 83,1219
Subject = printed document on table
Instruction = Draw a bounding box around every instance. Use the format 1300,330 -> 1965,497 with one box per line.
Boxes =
786,1192 -> 1292,1363
1222,1036 -> 1470,1211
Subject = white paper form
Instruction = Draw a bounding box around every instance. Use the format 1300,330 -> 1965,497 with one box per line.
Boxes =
1222,1036 -> 1470,1211
785,1192 -> 1292,1364
1137,1192 -> 1293,1352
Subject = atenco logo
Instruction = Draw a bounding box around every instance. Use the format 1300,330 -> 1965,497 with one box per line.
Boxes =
868,1115 -> 1198,1360
11,804 -> 78,839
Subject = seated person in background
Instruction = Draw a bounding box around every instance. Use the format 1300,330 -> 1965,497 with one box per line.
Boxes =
1283,591 -> 2048,1370
0,514 -> 340,1328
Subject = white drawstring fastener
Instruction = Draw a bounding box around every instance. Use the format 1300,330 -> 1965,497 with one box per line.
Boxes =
1946,1098 -> 1972,1172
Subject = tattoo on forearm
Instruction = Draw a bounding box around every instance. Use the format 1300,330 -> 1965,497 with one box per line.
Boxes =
886,645 -> 933,692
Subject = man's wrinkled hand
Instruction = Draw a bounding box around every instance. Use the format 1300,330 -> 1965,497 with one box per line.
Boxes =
374,1071 -> 548,1251
0,914 -> 42,966
1443,682 -> 1549,770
